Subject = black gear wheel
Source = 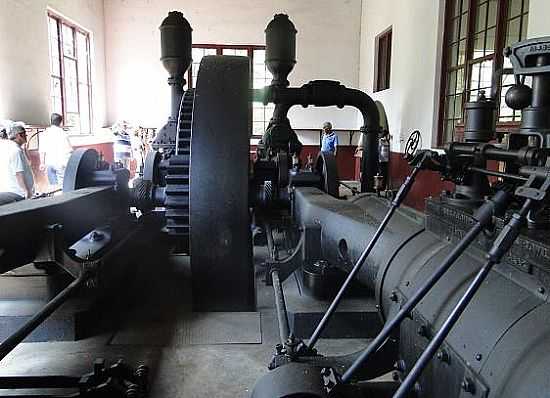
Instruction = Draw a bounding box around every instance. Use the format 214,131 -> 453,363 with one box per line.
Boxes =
165,88 -> 194,240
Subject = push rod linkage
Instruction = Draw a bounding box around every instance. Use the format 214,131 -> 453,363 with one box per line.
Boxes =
272,270 -> 291,345
0,270 -> 91,362
265,222 -> 292,345
307,154 -> 429,351
393,197 -> 533,398
339,189 -> 511,384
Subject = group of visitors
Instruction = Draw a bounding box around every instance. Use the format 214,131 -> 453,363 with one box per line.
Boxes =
0,113 -> 73,206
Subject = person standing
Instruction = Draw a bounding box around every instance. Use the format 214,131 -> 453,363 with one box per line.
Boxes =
39,113 -> 73,189
0,123 -> 34,205
321,121 -> 338,156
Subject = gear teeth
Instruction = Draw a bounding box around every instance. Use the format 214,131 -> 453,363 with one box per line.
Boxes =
165,88 -> 194,242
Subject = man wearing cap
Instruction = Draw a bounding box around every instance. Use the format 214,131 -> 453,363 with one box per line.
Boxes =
0,123 -> 34,204
321,121 -> 338,156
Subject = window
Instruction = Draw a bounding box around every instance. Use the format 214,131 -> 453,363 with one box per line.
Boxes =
48,13 -> 92,134
374,27 -> 392,92
187,44 -> 275,137
440,0 -> 529,145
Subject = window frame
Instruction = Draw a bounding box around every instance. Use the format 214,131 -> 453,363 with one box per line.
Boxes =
47,11 -> 93,135
374,26 -> 393,93
438,0 -> 529,146
187,44 -> 272,138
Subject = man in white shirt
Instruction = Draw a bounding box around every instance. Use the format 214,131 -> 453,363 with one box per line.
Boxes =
39,113 -> 73,189
0,124 -> 34,205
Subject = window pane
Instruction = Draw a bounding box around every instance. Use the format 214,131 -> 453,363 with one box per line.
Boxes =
456,67 -> 465,93
449,43 -> 458,66
521,16 -> 528,40
447,70 -> 457,95
509,0 -> 523,18
487,0 -> 497,28
222,48 -> 248,56
454,94 -> 463,120
450,17 -> 460,42
475,2 -> 487,33
76,32 -> 89,84
458,39 -> 467,65
79,83 -> 90,133
473,33 -> 485,58
459,14 -> 469,39
445,96 -> 455,119
48,18 -> 61,76
62,24 -> 75,57
50,77 -> 63,115
479,59 -> 493,89
486,27 -> 496,55
470,63 -> 481,91
506,17 -> 521,46
64,58 -> 79,113
66,113 -> 80,132
253,122 -> 265,136
191,47 -> 217,87
254,49 -> 265,64
453,0 -> 462,17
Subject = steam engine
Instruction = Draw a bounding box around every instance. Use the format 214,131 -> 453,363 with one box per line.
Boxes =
1,9 -> 550,398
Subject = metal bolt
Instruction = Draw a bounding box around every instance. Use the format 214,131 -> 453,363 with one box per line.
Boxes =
538,287 -> 545,294
436,349 -> 449,363
389,291 -> 398,302
461,377 -> 476,394
417,325 -> 428,337
394,360 -> 406,372
475,353 -> 482,361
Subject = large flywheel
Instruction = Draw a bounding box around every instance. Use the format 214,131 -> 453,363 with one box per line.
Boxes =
186,56 -> 255,311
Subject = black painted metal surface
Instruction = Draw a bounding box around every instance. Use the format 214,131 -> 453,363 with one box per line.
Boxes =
292,184 -> 550,397
189,55 -> 255,311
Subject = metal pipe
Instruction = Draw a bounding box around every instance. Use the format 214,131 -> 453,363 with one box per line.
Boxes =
264,81 -> 381,192
0,271 -> 90,362
272,270 -> 291,345
393,199 -> 532,398
467,166 -> 528,182
308,166 -> 422,350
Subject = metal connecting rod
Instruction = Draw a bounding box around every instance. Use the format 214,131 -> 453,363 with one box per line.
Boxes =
272,270 -> 291,345
393,198 -> 533,398
0,270 -> 91,362
340,189 -> 511,383
307,163 -> 423,350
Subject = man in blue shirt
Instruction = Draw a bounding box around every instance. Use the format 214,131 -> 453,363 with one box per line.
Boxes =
321,121 -> 338,155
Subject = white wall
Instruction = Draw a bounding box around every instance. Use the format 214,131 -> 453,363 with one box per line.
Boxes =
0,0 -> 107,128
358,0 -> 444,152
527,0 -> 550,38
103,0 -> 362,130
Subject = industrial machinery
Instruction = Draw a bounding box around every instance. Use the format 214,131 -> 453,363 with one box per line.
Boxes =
1,9 -> 550,398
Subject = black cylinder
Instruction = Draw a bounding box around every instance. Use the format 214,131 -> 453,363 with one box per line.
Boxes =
159,11 -> 192,78
463,91 -> 496,143
265,14 -> 297,87
518,54 -> 550,144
